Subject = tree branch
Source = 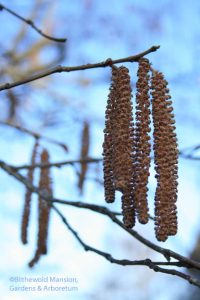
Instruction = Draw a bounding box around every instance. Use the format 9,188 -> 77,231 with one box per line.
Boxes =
1,159 -> 200,288
6,140 -> 199,172
53,205 -> 200,288
13,158 -> 102,171
0,3 -> 67,43
58,199 -> 199,270
2,158 -> 200,287
0,45 -> 160,91
179,144 -> 200,160
1,159 -> 200,272
12,150 -> 200,171
179,153 -> 200,161
0,121 -> 68,152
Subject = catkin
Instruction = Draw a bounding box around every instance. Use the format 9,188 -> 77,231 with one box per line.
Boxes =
102,66 -> 118,203
21,139 -> 39,244
78,121 -> 90,194
103,65 -> 135,227
114,66 -> 135,228
134,58 -> 151,224
151,71 -> 178,242
38,149 -> 52,254
29,148 -> 52,267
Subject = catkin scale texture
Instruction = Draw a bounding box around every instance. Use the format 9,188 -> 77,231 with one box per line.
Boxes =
115,66 -> 135,228
103,66 -> 135,228
134,58 -> 151,224
102,66 -> 118,203
151,71 -> 178,242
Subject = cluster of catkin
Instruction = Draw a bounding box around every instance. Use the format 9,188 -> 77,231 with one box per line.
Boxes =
103,58 -> 178,242
21,141 -> 53,267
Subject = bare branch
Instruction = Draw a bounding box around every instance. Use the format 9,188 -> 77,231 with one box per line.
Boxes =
0,3 -> 67,43
53,205 -> 200,288
0,46 -> 160,91
13,158 -> 102,171
12,153 -> 200,172
179,153 -> 200,161
2,157 -> 200,287
54,197 -> 200,270
179,144 -> 200,160
11,142 -> 200,171
0,121 -> 68,152
1,159 -> 200,272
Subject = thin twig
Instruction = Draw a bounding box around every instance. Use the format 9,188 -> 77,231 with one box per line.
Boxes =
13,158 -> 101,171
53,206 -> 200,288
0,3 -> 66,43
12,143 -> 200,171
0,159 -> 200,271
52,198 -> 200,269
0,121 -> 68,152
12,153 -> 200,172
179,144 -> 200,160
0,46 -> 160,91
179,153 -> 200,161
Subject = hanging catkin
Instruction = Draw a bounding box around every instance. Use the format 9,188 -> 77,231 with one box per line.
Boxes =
103,65 -> 135,228
37,150 -> 52,255
151,71 -> 178,242
102,66 -> 118,203
29,149 -> 52,267
21,139 -> 39,244
134,58 -> 151,224
78,121 -> 90,194
114,66 -> 135,228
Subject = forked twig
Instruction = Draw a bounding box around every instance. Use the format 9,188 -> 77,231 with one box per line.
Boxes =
0,3 -> 67,43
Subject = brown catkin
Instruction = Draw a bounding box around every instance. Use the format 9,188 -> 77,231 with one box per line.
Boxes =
114,66 -> 135,228
29,148 -> 52,267
151,71 -> 178,242
28,250 -> 40,268
103,65 -> 135,227
38,149 -> 52,254
134,58 -> 151,224
102,66 -> 118,203
78,121 -> 90,194
21,139 -> 39,244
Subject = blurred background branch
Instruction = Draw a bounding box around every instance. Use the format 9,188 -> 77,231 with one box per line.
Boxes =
0,3 -> 67,42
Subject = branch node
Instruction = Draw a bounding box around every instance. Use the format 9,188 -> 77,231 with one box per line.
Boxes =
105,58 -> 113,66
163,250 -> 171,262
26,19 -> 33,25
